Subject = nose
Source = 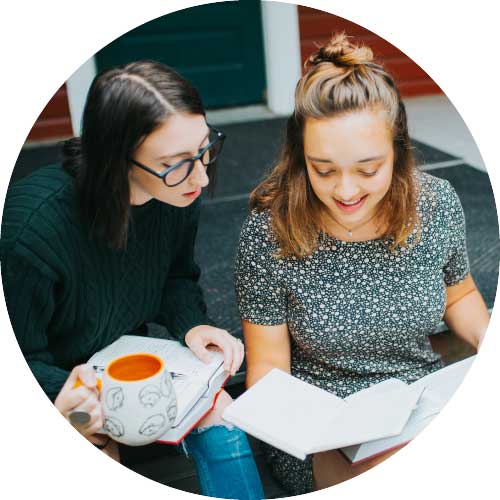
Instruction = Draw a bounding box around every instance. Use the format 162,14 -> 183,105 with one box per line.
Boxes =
334,174 -> 360,201
188,159 -> 209,188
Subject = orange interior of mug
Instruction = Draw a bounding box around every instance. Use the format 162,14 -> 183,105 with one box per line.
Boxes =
107,353 -> 164,381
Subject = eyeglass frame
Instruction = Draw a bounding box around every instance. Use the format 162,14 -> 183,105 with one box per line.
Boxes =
129,124 -> 226,187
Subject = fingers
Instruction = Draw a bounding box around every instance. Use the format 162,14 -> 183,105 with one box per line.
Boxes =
76,364 -> 98,389
229,337 -> 244,375
235,338 -> 245,374
214,333 -> 235,373
186,326 -> 245,375
187,337 -> 214,364
59,364 -> 99,396
55,380 -> 94,415
204,329 -> 235,372
70,392 -> 104,437
59,365 -> 84,395
212,331 -> 244,375
55,365 -> 104,437
228,340 -> 237,375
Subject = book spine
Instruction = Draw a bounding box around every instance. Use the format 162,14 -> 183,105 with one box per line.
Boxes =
156,375 -> 231,445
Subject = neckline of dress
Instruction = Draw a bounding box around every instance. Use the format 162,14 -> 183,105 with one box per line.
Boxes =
320,231 -> 391,247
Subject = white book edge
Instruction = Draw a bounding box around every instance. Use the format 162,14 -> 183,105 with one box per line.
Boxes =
222,406 -> 309,461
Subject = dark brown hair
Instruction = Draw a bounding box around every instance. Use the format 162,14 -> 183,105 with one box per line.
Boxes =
251,33 -> 418,257
62,60 -> 207,249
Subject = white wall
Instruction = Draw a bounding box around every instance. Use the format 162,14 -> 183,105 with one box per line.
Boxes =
66,56 -> 98,136
260,1 -> 302,115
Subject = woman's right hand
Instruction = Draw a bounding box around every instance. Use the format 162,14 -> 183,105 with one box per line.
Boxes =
55,364 -> 103,439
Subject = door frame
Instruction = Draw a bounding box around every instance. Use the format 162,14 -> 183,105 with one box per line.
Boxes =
66,2 -> 301,135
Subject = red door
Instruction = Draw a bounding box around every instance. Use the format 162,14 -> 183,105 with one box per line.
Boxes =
298,7 -> 442,97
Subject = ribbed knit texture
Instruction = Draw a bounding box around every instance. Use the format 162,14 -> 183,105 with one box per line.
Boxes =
1,165 -> 214,401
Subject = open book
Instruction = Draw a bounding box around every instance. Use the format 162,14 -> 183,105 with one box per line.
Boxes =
87,335 -> 229,444
340,355 -> 475,464
222,356 -> 475,461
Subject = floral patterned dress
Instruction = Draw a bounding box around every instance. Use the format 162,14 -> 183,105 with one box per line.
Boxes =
234,172 -> 470,495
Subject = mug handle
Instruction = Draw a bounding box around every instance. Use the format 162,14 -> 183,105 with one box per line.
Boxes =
74,377 -> 102,392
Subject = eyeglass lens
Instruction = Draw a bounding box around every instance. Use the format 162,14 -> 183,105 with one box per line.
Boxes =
165,130 -> 223,186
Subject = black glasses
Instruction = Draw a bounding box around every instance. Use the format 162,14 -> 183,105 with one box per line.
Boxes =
130,125 -> 225,187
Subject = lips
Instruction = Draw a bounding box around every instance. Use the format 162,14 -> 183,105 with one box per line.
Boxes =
333,195 -> 368,212
182,187 -> 202,199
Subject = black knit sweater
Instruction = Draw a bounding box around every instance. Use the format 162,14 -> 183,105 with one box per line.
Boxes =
1,165 -> 213,401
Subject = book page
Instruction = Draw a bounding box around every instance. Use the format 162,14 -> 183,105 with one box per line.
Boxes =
341,413 -> 437,463
224,369 -> 423,459
88,335 -> 223,377
344,378 -> 408,403
339,356 -> 476,463
409,355 -> 475,406
223,369 -> 348,460
310,381 -> 424,452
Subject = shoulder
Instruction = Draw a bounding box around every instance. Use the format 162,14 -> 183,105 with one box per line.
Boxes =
237,208 -> 281,258
416,171 -> 462,216
1,164 -> 76,255
240,208 -> 276,243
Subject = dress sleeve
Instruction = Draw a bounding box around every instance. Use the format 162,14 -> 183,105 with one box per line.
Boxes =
1,250 -> 70,402
443,182 -> 470,286
155,200 -> 215,343
234,211 -> 287,325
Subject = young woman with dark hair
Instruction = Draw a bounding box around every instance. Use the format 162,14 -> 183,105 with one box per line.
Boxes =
235,33 -> 489,494
1,60 -> 263,500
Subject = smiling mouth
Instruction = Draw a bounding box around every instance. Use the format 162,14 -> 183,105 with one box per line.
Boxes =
333,195 -> 368,211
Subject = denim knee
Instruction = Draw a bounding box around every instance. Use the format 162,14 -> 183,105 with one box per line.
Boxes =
182,425 -> 264,499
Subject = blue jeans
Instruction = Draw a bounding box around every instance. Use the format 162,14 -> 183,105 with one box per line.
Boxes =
183,425 -> 264,499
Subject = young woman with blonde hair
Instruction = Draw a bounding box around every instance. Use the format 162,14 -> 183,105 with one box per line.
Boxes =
235,33 -> 489,494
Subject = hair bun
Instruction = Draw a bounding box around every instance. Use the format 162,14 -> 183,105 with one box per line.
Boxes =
306,32 -> 373,68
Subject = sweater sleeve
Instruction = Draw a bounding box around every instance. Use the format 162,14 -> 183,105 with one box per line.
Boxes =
155,200 -> 215,343
1,250 -> 69,402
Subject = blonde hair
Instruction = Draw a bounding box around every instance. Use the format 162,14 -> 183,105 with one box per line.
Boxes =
251,33 -> 419,257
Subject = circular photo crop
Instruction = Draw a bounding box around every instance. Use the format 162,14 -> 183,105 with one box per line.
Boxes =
1,2 -> 497,499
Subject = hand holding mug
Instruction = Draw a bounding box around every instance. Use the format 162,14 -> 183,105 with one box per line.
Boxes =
58,354 -> 177,446
55,364 -> 103,438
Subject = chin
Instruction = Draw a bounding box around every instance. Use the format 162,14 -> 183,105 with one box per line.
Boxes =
171,199 -> 193,208
176,196 -> 198,207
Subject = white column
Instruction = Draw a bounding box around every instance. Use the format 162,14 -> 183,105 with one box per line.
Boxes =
66,56 -> 97,135
261,1 -> 302,115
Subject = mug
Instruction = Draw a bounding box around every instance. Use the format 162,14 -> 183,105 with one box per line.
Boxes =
75,353 -> 177,446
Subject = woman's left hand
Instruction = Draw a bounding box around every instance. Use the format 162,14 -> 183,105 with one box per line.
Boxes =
185,325 -> 244,375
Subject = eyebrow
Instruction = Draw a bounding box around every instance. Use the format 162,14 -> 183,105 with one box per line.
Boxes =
307,154 -> 385,164
156,129 -> 210,161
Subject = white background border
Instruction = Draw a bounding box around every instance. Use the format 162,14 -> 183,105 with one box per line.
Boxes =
0,1 -> 498,499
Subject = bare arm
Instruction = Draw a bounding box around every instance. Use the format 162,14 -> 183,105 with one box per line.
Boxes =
242,320 -> 291,388
443,274 -> 489,350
